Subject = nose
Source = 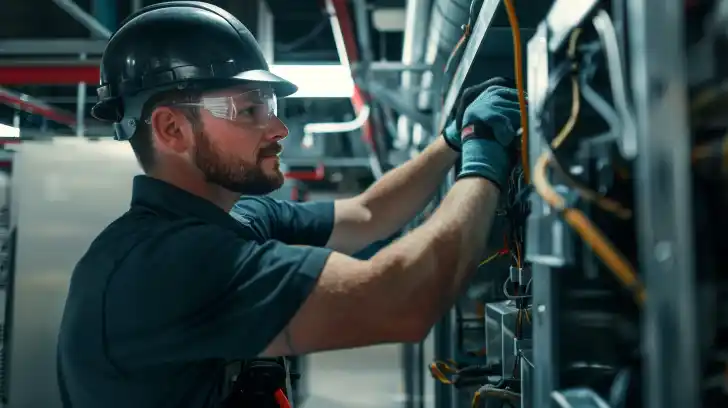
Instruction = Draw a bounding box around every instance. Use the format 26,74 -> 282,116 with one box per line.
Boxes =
265,115 -> 288,142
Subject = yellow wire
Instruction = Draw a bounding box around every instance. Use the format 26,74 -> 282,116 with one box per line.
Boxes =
550,29 -> 633,219
530,28 -> 645,305
471,391 -> 481,408
429,360 -> 457,384
479,251 -> 502,266
533,153 -> 645,304
472,387 -> 521,407
503,0 -> 530,183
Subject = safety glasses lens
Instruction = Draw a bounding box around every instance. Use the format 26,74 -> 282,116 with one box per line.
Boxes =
231,90 -> 277,126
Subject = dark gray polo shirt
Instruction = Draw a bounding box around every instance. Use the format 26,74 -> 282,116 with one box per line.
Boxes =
57,175 -> 334,408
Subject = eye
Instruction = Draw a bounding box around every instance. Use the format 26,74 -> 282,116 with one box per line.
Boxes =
237,106 -> 257,117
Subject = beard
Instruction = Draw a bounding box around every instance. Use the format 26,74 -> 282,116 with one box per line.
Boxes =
193,130 -> 284,195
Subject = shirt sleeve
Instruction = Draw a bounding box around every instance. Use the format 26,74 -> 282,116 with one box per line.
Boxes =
106,223 -> 332,367
232,197 -> 335,246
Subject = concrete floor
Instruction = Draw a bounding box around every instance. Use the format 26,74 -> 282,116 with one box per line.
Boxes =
304,344 -> 405,408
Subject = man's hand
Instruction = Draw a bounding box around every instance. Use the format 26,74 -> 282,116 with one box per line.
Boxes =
442,77 -> 519,152
456,81 -> 521,189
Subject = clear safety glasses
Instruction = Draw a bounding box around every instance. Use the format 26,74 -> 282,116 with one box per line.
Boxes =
173,88 -> 278,128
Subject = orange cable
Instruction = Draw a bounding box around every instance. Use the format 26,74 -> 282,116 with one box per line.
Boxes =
503,0 -> 529,183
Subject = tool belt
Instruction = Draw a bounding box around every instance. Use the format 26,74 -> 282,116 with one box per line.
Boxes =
219,358 -> 292,408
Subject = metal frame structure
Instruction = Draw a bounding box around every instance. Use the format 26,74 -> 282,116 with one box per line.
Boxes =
407,0 -> 707,407
439,0 -> 502,130
523,0 -> 700,407
525,21 -> 558,408
627,1 -> 699,407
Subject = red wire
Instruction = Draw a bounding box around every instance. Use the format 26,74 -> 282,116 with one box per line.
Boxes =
274,389 -> 291,408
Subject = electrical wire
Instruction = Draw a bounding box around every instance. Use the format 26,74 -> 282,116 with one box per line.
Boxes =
479,250 -> 507,266
472,385 -> 521,408
531,27 -> 645,305
444,27 -> 472,76
550,30 -> 633,219
277,17 -> 330,53
502,0 -> 530,183
502,277 -> 531,300
591,10 -> 637,158
533,153 -> 645,304
430,360 -> 458,384
480,235 -> 511,266
444,0 -> 480,76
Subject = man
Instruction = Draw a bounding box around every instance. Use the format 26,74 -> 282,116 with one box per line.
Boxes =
56,2 -> 522,408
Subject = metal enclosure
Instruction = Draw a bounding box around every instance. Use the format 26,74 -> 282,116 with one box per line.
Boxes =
5,139 -> 140,408
484,301 -> 519,378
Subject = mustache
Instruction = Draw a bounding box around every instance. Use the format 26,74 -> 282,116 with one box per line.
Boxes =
259,144 -> 283,158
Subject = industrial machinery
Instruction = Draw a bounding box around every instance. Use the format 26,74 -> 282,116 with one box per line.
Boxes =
396,0 -> 728,407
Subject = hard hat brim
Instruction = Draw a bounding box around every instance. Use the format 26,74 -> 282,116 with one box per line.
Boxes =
91,69 -> 298,123
232,69 -> 298,98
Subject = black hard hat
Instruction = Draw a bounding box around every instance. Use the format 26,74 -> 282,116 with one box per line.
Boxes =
91,1 -> 298,140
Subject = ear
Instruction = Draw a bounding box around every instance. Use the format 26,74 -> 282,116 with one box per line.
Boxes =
149,106 -> 190,153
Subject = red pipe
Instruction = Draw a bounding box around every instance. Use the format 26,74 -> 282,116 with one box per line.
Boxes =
284,164 -> 326,181
0,87 -> 76,126
0,66 -> 100,85
329,0 -> 374,146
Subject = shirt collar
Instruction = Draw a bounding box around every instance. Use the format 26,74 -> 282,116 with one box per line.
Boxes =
130,175 -> 241,230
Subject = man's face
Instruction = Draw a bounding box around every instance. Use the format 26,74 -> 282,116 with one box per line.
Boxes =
191,86 -> 288,195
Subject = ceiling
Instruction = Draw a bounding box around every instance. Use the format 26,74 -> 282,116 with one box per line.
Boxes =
0,0 -> 406,134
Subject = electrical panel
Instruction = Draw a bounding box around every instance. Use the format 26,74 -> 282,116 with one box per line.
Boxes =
403,0 -> 728,407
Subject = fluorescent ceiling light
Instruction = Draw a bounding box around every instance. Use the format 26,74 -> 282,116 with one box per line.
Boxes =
270,64 -> 354,98
0,123 -> 19,138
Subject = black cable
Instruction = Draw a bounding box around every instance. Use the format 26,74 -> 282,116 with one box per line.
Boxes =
277,17 -> 330,53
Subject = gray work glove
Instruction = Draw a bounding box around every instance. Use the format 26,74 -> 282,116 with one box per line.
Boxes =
455,79 -> 522,189
442,77 -> 519,152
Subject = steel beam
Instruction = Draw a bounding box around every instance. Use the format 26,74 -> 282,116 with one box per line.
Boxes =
52,0 -> 112,39
0,87 -> 76,126
257,0 -> 274,62
353,62 -> 432,73
628,1 -> 699,408
439,0 -> 502,131
351,0 -> 375,65
365,82 -> 432,129
0,39 -> 108,56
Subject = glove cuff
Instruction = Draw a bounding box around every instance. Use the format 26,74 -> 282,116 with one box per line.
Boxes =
442,121 -> 462,152
456,168 -> 503,190
442,133 -> 461,152
457,137 -> 509,189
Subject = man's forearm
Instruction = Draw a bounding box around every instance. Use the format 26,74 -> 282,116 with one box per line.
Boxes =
372,177 -> 499,330
357,137 -> 458,240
